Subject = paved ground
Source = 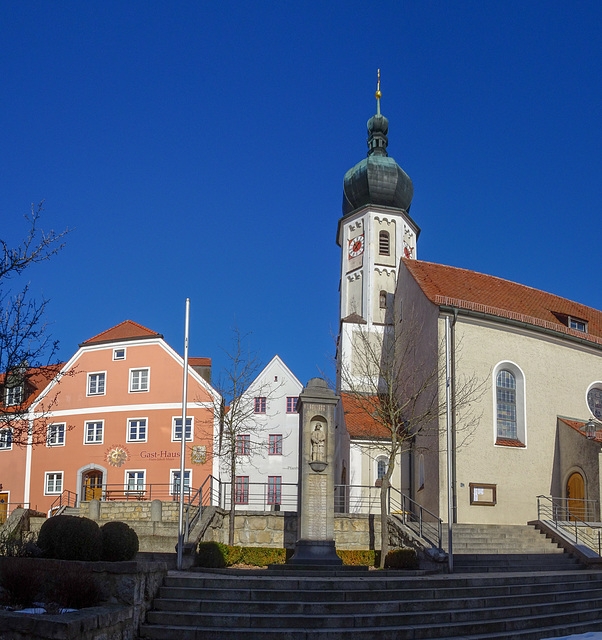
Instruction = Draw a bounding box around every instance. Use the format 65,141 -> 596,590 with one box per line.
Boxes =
544,634 -> 602,640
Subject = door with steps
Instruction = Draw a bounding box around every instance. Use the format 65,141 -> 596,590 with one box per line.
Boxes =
138,569 -> 602,639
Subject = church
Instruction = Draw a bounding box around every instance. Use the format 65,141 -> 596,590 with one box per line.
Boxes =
335,77 -> 602,527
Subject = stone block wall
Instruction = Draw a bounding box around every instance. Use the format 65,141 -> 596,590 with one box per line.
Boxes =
79,500 -> 183,523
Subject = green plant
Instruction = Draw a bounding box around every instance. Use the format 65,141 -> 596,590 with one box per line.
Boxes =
196,542 -> 229,568
0,558 -> 43,606
46,565 -> 104,609
100,521 -> 139,561
337,549 -> 380,566
383,548 -> 419,569
37,515 -> 102,561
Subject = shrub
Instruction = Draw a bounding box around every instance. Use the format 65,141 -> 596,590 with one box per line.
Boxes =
37,515 -> 102,561
46,565 -> 104,609
337,549 -> 380,567
0,558 -> 43,607
100,521 -> 139,561
196,542 -> 229,568
383,548 -> 419,569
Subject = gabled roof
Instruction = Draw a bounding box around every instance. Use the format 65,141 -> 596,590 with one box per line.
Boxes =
341,393 -> 391,439
403,258 -> 602,345
80,320 -> 162,346
559,417 -> 602,443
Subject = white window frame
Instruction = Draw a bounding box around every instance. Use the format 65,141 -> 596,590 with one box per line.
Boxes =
493,361 -> 527,446
45,471 -> 63,495
127,417 -> 148,443
84,420 -> 104,445
87,371 -> 106,396
170,469 -> 192,496
129,368 -> 150,393
4,386 -> 23,406
124,470 -> 145,492
47,423 -> 66,447
0,428 -> 13,451
113,348 -> 126,361
171,416 -> 193,442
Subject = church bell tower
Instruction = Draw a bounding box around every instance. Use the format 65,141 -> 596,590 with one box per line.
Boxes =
336,72 -> 420,392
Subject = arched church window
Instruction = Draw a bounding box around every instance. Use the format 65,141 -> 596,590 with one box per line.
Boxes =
379,290 -> 387,309
496,370 -> 517,440
377,457 -> 387,480
379,231 -> 390,256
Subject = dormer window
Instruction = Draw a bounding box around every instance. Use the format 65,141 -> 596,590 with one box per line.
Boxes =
4,385 -> 22,406
569,317 -> 587,333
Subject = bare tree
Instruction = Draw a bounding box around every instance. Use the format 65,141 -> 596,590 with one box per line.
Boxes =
338,306 -> 484,566
0,203 -> 70,446
205,327 -> 281,545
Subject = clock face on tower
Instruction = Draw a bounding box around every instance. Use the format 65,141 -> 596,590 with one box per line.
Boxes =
348,235 -> 365,258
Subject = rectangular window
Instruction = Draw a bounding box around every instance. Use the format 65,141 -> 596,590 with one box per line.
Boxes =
4,386 -> 22,406
235,476 -> 249,504
254,397 -> 266,413
0,429 -> 13,450
84,421 -> 104,444
125,470 -> 145,492
45,472 -> 63,495
87,372 -> 106,396
172,417 -> 193,442
236,434 -> 250,455
47,423 -> 65,447
286,397 -> 298,413
569,317 -> 587,332
171,470 -> 191,496
113,348 -> 126,360
127,418 -> 147,442
130,368 -> 149,392
268,476 -> 282,505
269,434 -> 282,455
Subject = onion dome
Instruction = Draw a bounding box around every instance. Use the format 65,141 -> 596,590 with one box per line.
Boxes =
342,73 -> 413,217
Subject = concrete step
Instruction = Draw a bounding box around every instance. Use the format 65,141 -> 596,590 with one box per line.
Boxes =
137,570 -> 602,639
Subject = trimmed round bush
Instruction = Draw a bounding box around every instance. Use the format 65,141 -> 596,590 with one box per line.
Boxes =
383,547 -> 419,570
37,515 -> 102,561
196,542 -> 228,568
100,521 -> 139,561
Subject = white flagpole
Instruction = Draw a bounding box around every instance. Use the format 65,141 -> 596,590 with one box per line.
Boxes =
177,298 -> 190,571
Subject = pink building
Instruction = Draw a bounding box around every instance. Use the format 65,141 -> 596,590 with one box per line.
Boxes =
0,321 -> 219,517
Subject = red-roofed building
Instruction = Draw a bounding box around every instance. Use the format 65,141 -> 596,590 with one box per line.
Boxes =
0,321 -> 220,518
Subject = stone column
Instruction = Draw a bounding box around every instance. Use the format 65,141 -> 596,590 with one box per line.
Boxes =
289,377 -> 342,565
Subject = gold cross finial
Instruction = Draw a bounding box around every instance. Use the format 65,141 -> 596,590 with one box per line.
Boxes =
375,69 -> 381,115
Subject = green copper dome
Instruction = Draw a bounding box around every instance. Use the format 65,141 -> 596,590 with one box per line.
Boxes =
342,110 -> 413,217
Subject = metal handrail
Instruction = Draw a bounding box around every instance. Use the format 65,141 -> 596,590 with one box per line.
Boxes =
389,486 -> 442,549
50,490 -> 77,512
537,495 -> 602,556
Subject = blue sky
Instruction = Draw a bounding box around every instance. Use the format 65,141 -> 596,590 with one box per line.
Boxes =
2,2 -> 601,388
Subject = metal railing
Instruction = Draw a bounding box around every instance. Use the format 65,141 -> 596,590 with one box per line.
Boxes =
389,486 -> 442,549
217,479 -> 298,511
537,495 -> 602,556
49,490 -> 77,513
334,484 -> 381,513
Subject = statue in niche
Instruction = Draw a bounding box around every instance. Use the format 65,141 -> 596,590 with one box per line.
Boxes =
311,422 -> 326,462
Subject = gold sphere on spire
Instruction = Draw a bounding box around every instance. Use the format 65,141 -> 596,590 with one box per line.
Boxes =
375,68 -> 381,100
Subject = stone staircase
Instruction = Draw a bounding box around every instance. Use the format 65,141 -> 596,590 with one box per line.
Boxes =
138,568 -> 602,639
440,523 -> 582,572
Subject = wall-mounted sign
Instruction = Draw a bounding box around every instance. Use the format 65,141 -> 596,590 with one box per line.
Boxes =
191,445 -> 206,464
469,483 -> 497,506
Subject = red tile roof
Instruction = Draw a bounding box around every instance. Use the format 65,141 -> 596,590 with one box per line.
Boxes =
81,320 -> 162,346
559,417 -> 602,442
0,364 -> 63,412
189,357 -> 211,367
341,393 -> 391,439
403,259 -> 602,345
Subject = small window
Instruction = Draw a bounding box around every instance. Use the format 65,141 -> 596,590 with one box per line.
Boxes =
377,457 -> 387,480
379,290 -> 387,309
4,386 -> 22,406
84,421 -> 103,444
171,470 -> 191,496
268,476 -> 282,505
418,454 -> 425,490
172,417 -> 193,442
125,470 -> 145,492
113,348 -> 126,361
254,397 -> 266,413
0,428 -> 13,450
587,386 -> 602,420
47,423 -> 65,447
379,231 -> 390,256
130,368 -> 149,392
286,397 -> 298,413
269,434 -> 283,455
569,317 -> 587,332
127,418 -> 147,442
235,476 -> 249,504
496,370 -> 517,440
87,372 -> 106,396
45,472 -> 63,495
236,434 -> 250,455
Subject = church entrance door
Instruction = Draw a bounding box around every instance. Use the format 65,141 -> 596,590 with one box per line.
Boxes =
83,471 -> 103,501
566,472 -> 585,521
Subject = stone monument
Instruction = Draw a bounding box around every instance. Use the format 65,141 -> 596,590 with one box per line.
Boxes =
289,377 -> 342,565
